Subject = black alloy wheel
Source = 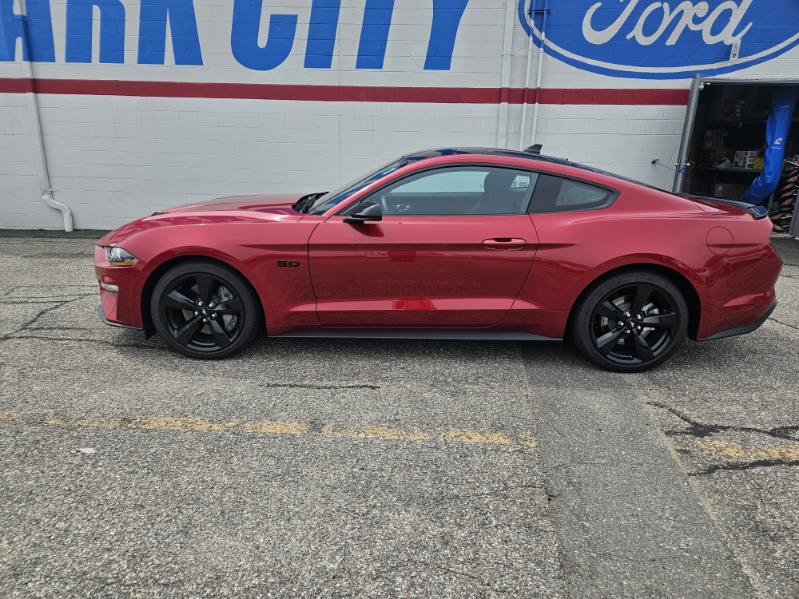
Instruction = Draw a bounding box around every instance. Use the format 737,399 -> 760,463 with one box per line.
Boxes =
151,261 -> 260,359
573,271 -> 688,372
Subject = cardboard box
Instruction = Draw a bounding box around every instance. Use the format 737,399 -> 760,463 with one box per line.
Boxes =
733,150 -> 758,169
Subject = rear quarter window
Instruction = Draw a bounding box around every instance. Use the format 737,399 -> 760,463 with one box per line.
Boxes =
529,174 -> 616,213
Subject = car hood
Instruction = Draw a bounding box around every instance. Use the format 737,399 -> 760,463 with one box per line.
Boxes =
160,194 -> 303,215
98,194 -> 307,247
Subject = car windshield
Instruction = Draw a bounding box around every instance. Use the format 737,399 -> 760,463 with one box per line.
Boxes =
309,159 -> 406,214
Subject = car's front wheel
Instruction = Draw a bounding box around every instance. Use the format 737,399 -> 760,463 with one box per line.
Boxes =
572,271 -> 688,373
150,261 -> 261,359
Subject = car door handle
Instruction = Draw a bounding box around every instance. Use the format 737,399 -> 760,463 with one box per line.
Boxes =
483,238 -> 526,250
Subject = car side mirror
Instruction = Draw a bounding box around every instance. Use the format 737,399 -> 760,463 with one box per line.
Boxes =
343,203 -> 382,225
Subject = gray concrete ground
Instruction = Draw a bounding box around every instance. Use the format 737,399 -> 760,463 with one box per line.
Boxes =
0,233 -> 796,598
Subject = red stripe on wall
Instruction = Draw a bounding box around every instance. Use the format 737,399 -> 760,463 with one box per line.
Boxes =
0,78 -> 690,106
0,78 -> 36,93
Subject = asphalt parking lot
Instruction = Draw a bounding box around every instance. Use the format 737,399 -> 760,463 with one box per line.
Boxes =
1,232 -> 797,598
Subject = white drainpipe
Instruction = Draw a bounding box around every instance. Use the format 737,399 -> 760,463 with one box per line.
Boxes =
20,0 -> 74,232
40,192 -> 74,233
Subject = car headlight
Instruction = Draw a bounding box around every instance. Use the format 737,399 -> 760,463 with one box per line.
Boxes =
105,246 -> 139,267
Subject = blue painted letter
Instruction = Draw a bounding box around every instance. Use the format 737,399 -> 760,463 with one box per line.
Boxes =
231,0 -> 296,71
356,0 -> 393,69
305,0 -> 340,69
425,0 -> 467,70
0,0 -> 54,62
66,0 -> 125,63
138,0 -> 202,65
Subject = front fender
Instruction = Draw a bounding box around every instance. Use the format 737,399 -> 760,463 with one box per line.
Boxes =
108,217 -> 320,332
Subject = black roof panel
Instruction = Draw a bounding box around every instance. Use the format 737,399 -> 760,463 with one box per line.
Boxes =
403,147 -> 573,167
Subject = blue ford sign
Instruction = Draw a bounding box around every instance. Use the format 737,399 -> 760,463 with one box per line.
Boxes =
518,0 -> 799,79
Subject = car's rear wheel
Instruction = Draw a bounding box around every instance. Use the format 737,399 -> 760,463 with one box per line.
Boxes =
572,271 -> 688,373
150,261 -> 260,359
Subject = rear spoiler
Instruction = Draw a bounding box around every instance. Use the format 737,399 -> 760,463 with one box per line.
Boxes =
681,195 -> 769,220
712,198 -> 769,219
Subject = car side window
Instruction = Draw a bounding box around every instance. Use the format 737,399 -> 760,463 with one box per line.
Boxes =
394,170 -> 487,195
529,174 -> 615,213
352,167 -> 538,216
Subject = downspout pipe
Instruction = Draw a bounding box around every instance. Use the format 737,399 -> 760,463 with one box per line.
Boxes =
19,0 -> 73,232
529,0 -> 550,148
31,92 -> 73,231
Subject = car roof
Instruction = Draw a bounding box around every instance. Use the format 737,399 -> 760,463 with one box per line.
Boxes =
403,147 -> 573,167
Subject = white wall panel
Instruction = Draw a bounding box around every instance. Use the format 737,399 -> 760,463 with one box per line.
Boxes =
1,0 -> 797,229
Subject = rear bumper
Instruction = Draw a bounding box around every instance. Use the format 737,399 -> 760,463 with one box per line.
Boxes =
699,302 -> 776,341
696,235 -> 782,340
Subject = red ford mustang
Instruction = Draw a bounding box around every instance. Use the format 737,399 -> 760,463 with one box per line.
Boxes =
95,148 -> 781,372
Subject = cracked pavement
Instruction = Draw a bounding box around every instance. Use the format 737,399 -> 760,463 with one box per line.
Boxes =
0,232 -> 797,597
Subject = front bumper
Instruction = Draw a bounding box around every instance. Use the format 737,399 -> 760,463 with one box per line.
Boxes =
95,245 -> 147,329
97,304 -> 143,331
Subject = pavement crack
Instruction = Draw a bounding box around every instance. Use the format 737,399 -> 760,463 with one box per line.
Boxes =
768,317 -> 799,332
20,253 -> 91,258
649,402 -> 799,478
6,294 -> 95,301
3,299 -> 70,305
648,401 -> 798,442
26,326 -> 96,332
0,300 -> 73,342
259,382 -> 380,390
408,560 -> 507,593
0,293 -> 114,345
2,335 -> 153,350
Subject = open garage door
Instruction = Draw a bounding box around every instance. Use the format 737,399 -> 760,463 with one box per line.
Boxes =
674,78 -> 799,237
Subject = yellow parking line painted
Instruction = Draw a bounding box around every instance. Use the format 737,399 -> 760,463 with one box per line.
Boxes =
240,420 -> 309,435
0,411 -> 537,449
64,416 -> 309,436
321,423 -> 432,442
138,417 -> 309,435
696,440 -> 799,461
438,429 -> 514,445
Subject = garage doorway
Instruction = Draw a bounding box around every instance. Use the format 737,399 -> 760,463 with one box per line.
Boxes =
674,78 -> 799,237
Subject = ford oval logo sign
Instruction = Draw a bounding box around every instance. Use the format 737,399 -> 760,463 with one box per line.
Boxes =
518,0 -> 799,79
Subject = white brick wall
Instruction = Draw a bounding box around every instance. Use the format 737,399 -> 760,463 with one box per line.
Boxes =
1,0 -> 798,229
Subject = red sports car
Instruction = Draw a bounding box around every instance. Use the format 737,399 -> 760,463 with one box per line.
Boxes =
95,148 -> 781,372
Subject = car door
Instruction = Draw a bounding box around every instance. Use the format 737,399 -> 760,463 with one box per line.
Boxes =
307,165 -> 540,327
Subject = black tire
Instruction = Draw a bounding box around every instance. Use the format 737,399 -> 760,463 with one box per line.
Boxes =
572,271 -> 688,373
150,261 -> 261,359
